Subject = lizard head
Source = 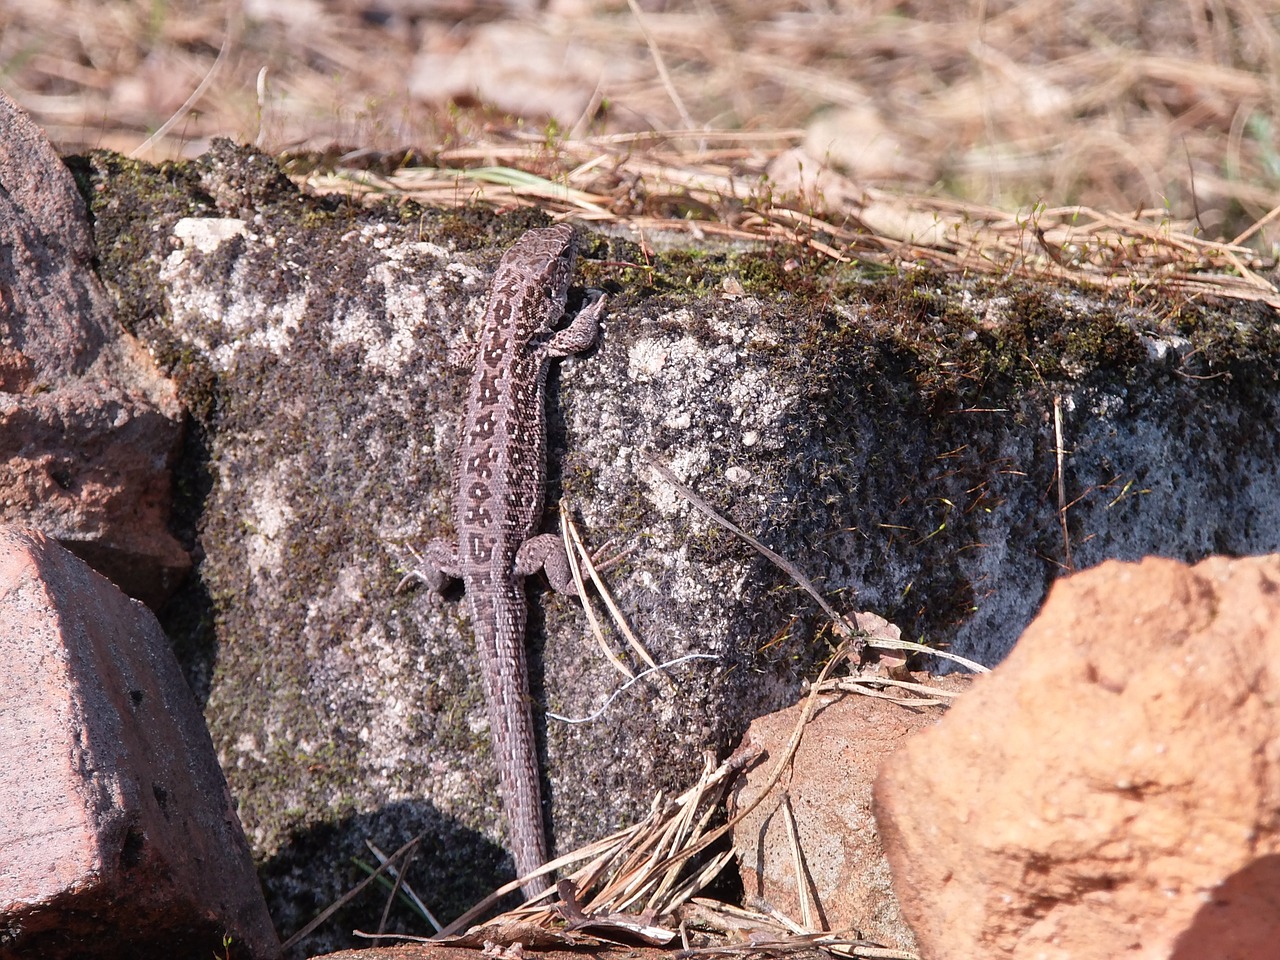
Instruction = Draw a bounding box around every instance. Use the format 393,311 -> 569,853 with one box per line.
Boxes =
491,223 -> 580,340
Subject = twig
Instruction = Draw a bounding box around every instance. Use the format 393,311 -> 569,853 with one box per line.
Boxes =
130,5 -> 239,158
547,653 -> 720,723
280,833 -> 424,951
641,452 -> 861,645
625,0 -> 697,132
366,838 -> 439,932
560,507 -> 637,681
561,503 -> 663,680
634,639 -> 858,884
642,452 -> 988,673
781,796 -> 815,931
1053,396 -> 1073,572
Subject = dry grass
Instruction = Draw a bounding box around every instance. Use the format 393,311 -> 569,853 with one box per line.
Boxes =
10,3 -> 1270,950
342,634 -> 939,960
297,131 -> 1280,307
2,0 -> 1278,246
280,451 -> 959,956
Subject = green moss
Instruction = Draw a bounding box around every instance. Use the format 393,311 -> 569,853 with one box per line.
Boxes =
79,137 -> 1280,939
715,266 -> 1184,652
66,151 -> 208,341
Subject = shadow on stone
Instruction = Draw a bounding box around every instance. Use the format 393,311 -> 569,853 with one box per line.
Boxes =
1171,854 -> 1280,960
260,801 -> 521,958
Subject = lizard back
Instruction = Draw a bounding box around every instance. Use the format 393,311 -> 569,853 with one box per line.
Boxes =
443,223 -> 601,897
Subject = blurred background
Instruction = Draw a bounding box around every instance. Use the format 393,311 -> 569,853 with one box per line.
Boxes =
1,0 -> 1278,245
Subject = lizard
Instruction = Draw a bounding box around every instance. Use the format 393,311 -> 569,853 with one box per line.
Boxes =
403,223 -> 606,898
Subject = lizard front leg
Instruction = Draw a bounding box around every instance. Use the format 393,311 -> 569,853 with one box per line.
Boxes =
544,293 -> 606,357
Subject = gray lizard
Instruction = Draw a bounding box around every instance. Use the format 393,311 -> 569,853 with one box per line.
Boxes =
404,224 -> 605,897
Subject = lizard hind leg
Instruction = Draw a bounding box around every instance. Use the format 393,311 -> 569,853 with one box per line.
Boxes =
514,533 -> 579,596
515,531 -> 630,596
394,538 -> 462,594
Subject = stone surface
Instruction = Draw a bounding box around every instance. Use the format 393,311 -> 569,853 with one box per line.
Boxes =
0,87 -> 188,610
69,138 -> 1280,953
875,554 -> 1280,960
312,947 -> 656,960
731,682 -> 968,949
0,525 -> 279,960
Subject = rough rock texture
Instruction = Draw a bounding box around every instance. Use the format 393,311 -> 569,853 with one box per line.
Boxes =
313,946 -> 654,960
731,684 -> 968,950
67,139 -> 1280,952
0,87 -> 188,609
0,525 -> 279,960
876,554 -> 1280,960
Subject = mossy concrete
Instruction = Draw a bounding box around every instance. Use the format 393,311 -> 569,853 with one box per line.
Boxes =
70,141 -> 1280,954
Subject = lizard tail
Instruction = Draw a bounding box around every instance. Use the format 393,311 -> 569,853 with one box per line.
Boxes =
502,713 -> 551,899
473,592 -> 551,898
